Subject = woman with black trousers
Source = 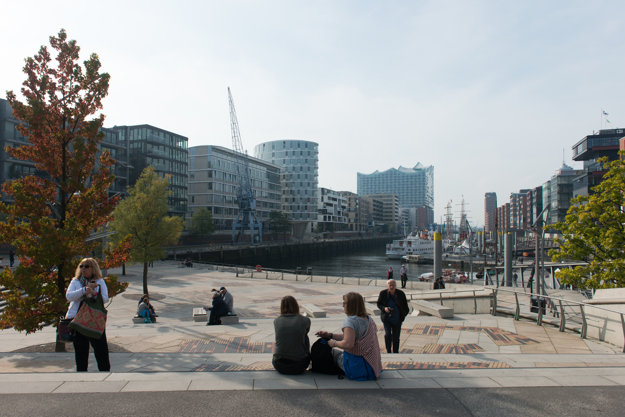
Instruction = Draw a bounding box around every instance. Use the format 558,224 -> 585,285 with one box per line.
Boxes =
65,258 -> 110,372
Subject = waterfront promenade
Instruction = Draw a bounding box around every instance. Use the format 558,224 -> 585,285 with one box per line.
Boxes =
0,262 -> 624,415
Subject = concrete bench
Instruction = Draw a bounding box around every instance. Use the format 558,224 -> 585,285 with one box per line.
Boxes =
366,302 -> 381,316
220,314 -> 239,325
301,303 -> 326,318
411,300 -> 454,319
134,315 -> 157,324
193,307 -> 207,322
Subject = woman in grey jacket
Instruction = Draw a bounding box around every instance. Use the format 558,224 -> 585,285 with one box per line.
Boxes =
272,296 -> 311,374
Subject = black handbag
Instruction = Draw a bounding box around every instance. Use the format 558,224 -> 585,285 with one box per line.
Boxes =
58,317 -> 74,342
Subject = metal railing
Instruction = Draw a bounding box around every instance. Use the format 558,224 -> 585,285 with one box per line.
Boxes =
491,287 -> 625,352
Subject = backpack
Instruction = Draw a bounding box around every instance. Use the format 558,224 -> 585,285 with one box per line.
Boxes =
310,338 -> 344,375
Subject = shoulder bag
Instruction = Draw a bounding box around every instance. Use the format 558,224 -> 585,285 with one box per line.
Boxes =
68,290 -> 108,339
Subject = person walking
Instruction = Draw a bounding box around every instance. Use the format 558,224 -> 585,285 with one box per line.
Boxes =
399,264 -> 408,289
377,279 -> 409,353
65,258 -> 110,372
387,267 -> 393,280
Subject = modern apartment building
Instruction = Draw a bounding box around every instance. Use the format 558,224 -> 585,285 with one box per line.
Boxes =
253,140 -> 319,236
340,191 -> 368,232
188,145 -> 281,232
110,124 -> 188,218
357,163 -> 434,228
317,188 -> 347,231
0,98 -> 129,203
510,189 -> 531,231
362,193 -> 400,230
572,128 -> 625,198
542,163 -> 584,225
484,192 -> 497,234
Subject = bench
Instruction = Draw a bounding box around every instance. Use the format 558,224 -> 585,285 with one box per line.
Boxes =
220,314 -> 239,325
366,302 -> 381,316
133,314 -> 159,324
193,307 -> 207,322
301,303 -> 326,318
411,300 -> 454,319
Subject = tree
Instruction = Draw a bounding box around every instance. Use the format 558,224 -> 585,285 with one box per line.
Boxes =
110,166 -> 184,295
0,29 -> 128,334
550,156 -> 625,289
268,210 -> 291,241
190,208 -> 215,236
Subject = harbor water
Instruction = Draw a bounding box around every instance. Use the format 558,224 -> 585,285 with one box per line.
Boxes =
269,246 -> 435,280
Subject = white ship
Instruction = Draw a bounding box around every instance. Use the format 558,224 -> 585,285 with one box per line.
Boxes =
385,231 -> 435,260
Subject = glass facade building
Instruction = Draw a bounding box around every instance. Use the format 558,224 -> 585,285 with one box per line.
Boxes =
188,145 -> 281,232
357,163 -> 434,226
111,124 -> 188,218
0,98 -> 129,203
254,140 -> 319,233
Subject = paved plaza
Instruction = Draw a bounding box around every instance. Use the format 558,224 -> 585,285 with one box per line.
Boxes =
0,261 -> 624,395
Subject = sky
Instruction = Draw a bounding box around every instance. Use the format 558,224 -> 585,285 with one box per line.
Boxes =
2,0 -> 624,227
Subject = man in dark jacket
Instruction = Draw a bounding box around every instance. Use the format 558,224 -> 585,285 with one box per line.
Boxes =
377,279 -> 410,353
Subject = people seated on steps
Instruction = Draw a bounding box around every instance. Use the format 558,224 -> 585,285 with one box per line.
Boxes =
204,289 -> 231,325
137,294 -> 157,323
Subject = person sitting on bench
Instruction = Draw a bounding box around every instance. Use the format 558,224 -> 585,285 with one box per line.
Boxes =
205,290 -> 229,325
137,295 -> 157,323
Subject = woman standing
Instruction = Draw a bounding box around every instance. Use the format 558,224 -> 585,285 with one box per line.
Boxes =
273,295 -> 311,374
65,258 -> 110,372
316,292 -> 382,380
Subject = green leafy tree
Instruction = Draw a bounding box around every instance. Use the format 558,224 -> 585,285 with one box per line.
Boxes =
190,207 -> 215,236
110,166 -> 184,295
269,210 -> 291,241
0,29 -> 128,334
550,156 -> 625,289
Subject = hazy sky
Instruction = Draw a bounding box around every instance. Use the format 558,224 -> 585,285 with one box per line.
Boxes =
2,1 -> 624,226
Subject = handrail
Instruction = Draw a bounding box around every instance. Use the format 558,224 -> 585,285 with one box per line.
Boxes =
492,287 -> 625,351
493,287 -> 624,316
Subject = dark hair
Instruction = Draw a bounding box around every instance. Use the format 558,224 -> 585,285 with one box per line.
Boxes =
280,295 -> 300,315
343,292 -> 367,318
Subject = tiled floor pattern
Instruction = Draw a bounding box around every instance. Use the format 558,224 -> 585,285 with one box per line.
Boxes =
402,343 -> 485,354
179,323 -> 537,354
191,360 -> 510,372
405,324 -> 538,346
179,337 -> 274,354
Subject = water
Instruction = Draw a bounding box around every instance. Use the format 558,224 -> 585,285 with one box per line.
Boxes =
271,246 -> 435,280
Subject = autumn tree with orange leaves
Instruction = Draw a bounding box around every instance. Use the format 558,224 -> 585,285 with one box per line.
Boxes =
0,29 -> 129,335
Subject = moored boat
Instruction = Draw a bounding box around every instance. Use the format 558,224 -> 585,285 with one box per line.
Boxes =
386,231 -> 435,259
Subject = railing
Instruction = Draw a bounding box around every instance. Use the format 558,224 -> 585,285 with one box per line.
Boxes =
491,287 -> 625,352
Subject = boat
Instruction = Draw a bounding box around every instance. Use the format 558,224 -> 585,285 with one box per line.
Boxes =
419,272 -> 434,282
401,254 -> 421,264
386,231 -> 435,260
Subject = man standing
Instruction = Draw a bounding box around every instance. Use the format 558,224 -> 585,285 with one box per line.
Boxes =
399,264 -> 408,288
220,286 -> 234,314
377,279 -> 409,353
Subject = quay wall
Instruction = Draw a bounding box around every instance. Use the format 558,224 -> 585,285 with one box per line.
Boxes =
167,236 -> 398,267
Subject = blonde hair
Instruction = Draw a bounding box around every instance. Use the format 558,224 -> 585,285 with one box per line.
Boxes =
343,292 -> 367,318
74,258 -> 103,280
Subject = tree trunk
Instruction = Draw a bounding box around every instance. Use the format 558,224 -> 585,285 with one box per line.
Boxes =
143,262 -> 149,296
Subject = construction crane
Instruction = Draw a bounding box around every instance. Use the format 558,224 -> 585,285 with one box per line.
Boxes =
228,87 -> 262,244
